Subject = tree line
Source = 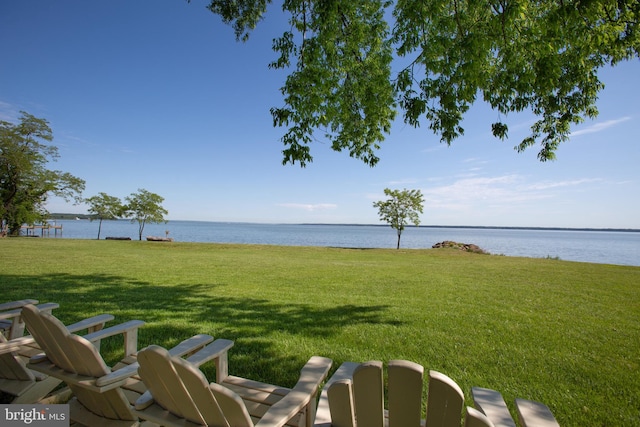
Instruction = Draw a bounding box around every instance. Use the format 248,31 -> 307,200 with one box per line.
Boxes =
1,112 -> 167,240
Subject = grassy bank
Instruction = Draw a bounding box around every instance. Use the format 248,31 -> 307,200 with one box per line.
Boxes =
1,238 -> 638,425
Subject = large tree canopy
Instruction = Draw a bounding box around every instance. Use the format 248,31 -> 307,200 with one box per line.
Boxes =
203,0 -> 639,166
0,112 -> 85,235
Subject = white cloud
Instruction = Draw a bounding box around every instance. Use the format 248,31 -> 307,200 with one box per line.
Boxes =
571,117 -> 631,137
422,174 -> 603,213
525,178 -> 602,191
278,203 -> 337,212
0,100 -> 20,122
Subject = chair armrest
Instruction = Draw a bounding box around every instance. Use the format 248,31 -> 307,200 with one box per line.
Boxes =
1,314 -> 116,349
66,314 -> 115,334
82,319 -> 145,356
95,362 -> 141,387
30,358 -> 137,392
135,391 -> 155,410
255,356 -> 332,427
28,353 -> 49,364
82,320 -> 145,342
0,342 -> 20,354
96,334 -> 215,388
185,338 -> 234,367
0,303 -> 59,320
0,299 -> 38,312
515,398 -> 559,427
186,338 -> 234,383
167,334 -> 215,359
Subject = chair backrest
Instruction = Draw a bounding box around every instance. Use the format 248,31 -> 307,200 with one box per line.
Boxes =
327,360 -> 465,427
137,345 -> 253,427
21,304 -> 136,421
21,304 -> 110,377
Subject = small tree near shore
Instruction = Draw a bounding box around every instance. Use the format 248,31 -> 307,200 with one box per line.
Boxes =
373,188 -> 424,249
85,192 -> 124,239
124,189 -> 168,240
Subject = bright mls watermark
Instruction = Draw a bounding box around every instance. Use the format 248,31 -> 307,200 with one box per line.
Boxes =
1,404 -> 69,426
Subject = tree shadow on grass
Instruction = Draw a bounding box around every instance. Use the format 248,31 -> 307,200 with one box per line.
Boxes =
2,272 -> 402,386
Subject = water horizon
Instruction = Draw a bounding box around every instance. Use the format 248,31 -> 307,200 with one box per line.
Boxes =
49,214 -> 640,231
25,219 -> 640,267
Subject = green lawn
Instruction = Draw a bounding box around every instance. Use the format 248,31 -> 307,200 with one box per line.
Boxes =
1,238 -> 638,425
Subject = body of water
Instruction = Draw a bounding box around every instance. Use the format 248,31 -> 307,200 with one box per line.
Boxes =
34,219 -> 640,267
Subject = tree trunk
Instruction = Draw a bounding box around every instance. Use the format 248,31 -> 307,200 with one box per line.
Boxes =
138,220 -> 145,240
396,231 -> 401,249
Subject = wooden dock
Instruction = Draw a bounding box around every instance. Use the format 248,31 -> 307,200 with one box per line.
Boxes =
21,224 -> 63,237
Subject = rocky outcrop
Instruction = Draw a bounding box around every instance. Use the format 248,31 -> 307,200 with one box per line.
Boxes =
432,240 -> 489,254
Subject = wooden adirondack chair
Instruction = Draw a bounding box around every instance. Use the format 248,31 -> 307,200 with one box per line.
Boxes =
472,387 -> 559,427
316,360 -> 494,427
134,342 -> 333,427
21,303 -> 214,427
0,309 -> 114,403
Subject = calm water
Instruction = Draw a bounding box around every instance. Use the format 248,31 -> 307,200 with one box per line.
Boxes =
35,220 -> 640,267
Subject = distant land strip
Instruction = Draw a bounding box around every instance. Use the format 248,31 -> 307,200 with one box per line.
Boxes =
49,213 -> 639,233
303,224 -> 640,232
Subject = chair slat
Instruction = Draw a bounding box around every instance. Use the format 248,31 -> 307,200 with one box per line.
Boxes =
139,345 -> 210,425
425,370 -> 464,427
352,361 -> 385,427
465,406 -> 495,427
210,382 -> 253,427
315,361 -> 360,427
327,379 -> 356,427
388,359 -> 424,427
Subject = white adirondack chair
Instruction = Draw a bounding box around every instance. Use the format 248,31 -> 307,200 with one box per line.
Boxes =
134,342 -> 333,427
0,306 -> 114,403
21,303 -> 214,426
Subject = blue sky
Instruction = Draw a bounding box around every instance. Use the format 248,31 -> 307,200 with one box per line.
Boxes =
2,1 -> 639,228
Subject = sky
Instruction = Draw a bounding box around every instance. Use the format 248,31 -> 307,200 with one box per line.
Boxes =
1,1 -> 639,228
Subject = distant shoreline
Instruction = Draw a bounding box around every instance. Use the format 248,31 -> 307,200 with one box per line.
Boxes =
49,213 -> 639,233
307,224 -> 640,233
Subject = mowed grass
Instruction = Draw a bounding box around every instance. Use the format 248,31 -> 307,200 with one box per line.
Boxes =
1,238 -> 638,425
